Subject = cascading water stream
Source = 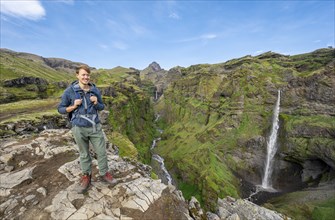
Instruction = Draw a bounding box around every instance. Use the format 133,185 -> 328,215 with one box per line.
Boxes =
152,154 -> 173,185
262,90 -> 281,189
150,114 -> 173,185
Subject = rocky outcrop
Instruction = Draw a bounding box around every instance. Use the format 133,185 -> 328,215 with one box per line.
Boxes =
187,196 -> 291,220
208,197 -> 291,220
140,62 -> 182,99
0,129 -> 192,220
42,57 -> 89,73
3,77 -> 48,87
0,114 -> 67,138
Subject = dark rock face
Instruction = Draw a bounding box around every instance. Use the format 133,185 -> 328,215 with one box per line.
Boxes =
148,61 -> 162,72
0,115 -> 68,138
4,77 -> 48,87
56,81 -> 69,89
287,64 -> 335,106
140,62 -> 182,99
102,86 -> 118,98
43,58 -> 88,73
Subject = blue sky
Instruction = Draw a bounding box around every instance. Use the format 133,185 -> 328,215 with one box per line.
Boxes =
1,0 -> 334,70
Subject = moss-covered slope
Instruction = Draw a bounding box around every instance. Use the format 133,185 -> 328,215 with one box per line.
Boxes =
96,67 -> 157,162
154,48 -> 335,212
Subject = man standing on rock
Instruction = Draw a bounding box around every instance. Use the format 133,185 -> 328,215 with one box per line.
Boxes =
58,64 -> 114,193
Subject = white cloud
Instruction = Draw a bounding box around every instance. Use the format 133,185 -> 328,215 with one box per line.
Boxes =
201,34 -> 217,40
177,33 -> 217,43
254,50 -> 264,55
313,40 -> 321,43
169,12 -> 180,19
112,41 -> 128,50
0,0 -> 45,20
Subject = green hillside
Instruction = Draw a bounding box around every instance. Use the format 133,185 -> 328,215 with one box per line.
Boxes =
0,50 -> 75,102
154,48 -> 335,216
0,51 -> 72,82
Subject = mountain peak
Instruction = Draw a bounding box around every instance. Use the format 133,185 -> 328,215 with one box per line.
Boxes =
148,61 -> 162,71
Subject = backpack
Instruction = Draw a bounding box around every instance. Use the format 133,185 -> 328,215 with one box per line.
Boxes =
67,88 -> 82,122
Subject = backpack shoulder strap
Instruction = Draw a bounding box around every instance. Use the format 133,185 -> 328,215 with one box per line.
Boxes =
71,86 -> 81,99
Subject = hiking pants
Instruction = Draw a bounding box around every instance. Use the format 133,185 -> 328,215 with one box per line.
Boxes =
71,123 -> 108,176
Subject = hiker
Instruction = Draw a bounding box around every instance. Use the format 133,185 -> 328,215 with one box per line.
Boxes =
57,64 -> 114,193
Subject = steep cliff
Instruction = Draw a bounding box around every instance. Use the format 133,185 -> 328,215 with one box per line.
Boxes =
153,48 -> 335,217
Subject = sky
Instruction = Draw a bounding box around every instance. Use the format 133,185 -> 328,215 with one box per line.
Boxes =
0,0 -> 334,70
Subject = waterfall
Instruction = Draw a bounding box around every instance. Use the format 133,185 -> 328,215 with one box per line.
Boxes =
150,114 -> 173,185
152,154 -> 173,185
262,90 -> 281,189
150,138 -> 161,150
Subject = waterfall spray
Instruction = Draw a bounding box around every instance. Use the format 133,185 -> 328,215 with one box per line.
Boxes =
262,90 -> 281,189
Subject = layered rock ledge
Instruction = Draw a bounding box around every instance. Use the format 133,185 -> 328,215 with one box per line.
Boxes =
0,129 -> 290,219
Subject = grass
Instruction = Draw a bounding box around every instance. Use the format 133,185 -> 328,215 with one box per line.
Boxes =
0,98 -> 59,123
106,131 -> 138,159
156,102 -> 242,209
1,109 -> 58,124
264,190 -> 335,220
312,198 -> 335,220
0,55 -> 72,82
281,114 -> 335,131
91,67 -> 138,85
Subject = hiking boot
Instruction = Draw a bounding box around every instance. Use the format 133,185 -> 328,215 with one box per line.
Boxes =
77,174 -> 91,193
101,171 -> 116,184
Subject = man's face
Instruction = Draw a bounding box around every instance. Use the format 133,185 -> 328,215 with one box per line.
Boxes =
77,69 -> 90,85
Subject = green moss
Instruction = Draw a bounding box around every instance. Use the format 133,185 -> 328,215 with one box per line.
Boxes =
282,114 -> 335,132
90,67 -> 138,85
0,98 -> 60,123
0,129 -> 16,136
312,198 -> 335,220
264,191 -> 335,220
107,132 -> 138,159
150,171 -> 159,180
107,82 -> 156,164
178,182 -> 202,204
1,109 -> 58,124
156,109 -> 240,209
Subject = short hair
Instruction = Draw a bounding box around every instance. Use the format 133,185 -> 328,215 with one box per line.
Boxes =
76,65 -> 91,74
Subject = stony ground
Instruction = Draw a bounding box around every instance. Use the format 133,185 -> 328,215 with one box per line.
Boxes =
0,129 -> 191,220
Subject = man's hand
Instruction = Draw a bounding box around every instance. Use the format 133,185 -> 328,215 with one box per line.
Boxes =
66,99 -> 82,113
74,99 -> 82,107
90,96 -> 98,105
